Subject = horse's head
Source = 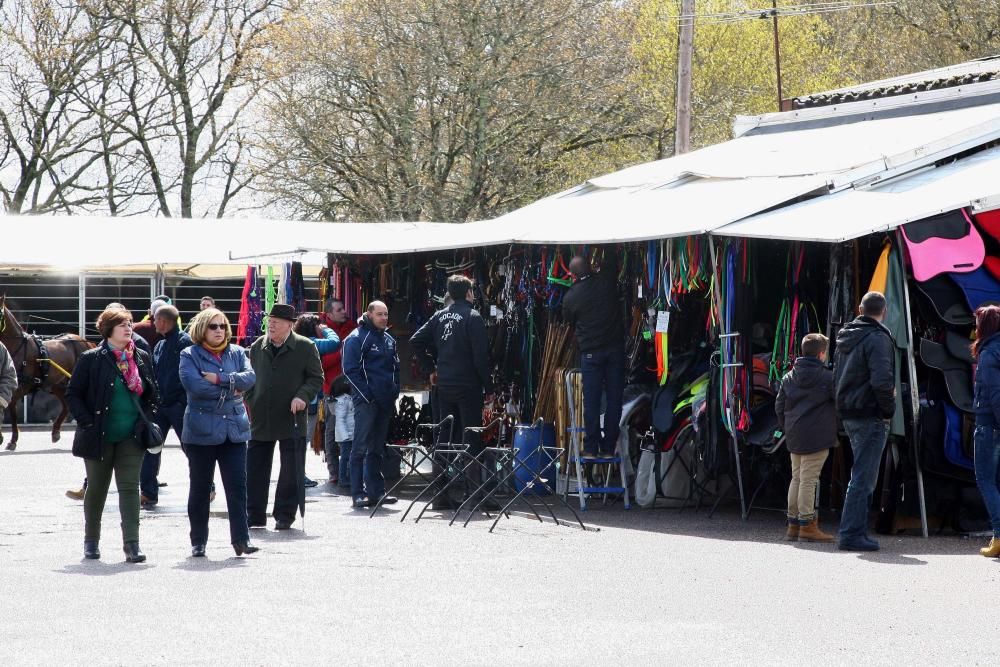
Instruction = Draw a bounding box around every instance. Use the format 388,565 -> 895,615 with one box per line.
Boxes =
0,296 -> 23,338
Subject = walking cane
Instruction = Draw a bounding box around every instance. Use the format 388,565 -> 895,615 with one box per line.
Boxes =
294,409 -> 306,533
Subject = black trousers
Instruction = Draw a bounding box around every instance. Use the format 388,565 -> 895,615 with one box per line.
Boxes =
434,386 -> 486,501
434,386 -> 484,445
247,437 -> 305,525
187,441 -> 248,545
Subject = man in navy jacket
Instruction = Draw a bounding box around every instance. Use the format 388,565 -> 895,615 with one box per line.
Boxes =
341,300 -> 400,508
141,304 -> 192,506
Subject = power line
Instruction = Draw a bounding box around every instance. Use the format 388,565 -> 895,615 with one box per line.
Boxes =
662,1 -> 897,28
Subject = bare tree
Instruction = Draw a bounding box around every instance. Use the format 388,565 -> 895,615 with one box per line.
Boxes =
0,1 -> 138,214
259,0 -> 653,222
89,0 -> 294,218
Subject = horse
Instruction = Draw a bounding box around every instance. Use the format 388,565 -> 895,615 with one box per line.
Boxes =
0,296 -> 95,450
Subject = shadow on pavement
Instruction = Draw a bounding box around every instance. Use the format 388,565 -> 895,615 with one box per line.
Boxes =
549,503 -> 985,556
247,528 -> 320,542
856,552 -> 928,565
56,561 -> 155,576
173,556 -> 252,572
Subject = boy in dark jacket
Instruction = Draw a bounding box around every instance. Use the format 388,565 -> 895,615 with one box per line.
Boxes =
833,291 -> 895,552
775,333 -> 837,543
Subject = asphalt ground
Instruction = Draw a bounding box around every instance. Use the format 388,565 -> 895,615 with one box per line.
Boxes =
0,427 -> 997,666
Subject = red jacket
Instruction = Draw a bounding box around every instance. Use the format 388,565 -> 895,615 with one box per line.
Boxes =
132,320 -> 162,349
320,316 -> 357,395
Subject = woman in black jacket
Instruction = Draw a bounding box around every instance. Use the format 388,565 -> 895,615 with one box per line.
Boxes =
66,307 -> 159,563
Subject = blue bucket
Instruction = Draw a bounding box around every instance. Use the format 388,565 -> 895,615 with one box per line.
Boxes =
512,423 -> 557,495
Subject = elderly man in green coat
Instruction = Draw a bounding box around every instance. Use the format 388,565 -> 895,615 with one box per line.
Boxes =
245,304 -> 324,530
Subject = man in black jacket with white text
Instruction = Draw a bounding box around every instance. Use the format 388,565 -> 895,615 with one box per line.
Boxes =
411,274 -> 492,442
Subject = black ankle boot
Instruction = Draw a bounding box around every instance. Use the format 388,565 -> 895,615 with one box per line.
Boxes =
83,540 -> 100,560
191,544 -> 206,558
123,541 -> 146,563
233,541 -> 260,556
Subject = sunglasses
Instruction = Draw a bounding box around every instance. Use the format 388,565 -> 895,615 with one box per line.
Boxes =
207,323 -> 227,331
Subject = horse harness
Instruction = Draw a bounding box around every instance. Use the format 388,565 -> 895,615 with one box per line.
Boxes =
1,329 -> 73,392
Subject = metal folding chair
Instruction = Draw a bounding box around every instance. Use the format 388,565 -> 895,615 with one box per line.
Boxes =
455,419 -> 591,532
371,415 -> 454,517
415,420 -> 507,524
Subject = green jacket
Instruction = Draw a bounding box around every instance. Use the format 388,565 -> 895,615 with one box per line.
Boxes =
245,332 -> 324,441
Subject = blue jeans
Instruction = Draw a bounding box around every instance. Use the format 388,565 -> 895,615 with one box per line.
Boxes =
838,418 -> 890,541
323,396 -> 339,479
974,425 -> 1000,538
186,440 -> 249,545
140,402 -> 185,502
338,440 -> 353,487
581,343 -> 625,454
351,399 -> 392,500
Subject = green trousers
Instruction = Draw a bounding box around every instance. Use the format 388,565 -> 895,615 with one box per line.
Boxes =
84,437 -> 144,542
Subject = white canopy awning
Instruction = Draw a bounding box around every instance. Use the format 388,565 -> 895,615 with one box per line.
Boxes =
5,97 -> 1000,271
493,175 -> 828,243
0,217 -> 513,277
488,101 -> 1000,244
714,146 -> 1000,243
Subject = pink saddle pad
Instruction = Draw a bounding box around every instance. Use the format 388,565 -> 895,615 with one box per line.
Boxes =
900,209 -> 984,282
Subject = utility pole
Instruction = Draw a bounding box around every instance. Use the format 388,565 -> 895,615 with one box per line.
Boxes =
674,0 -> 695,154
770,0 -> 784,111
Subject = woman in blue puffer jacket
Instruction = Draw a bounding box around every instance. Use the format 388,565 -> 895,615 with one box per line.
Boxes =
179,308 -> 258,558
972,304 -> 1000,558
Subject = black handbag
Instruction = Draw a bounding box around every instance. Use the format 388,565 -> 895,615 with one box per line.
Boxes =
131,394 -> 164,453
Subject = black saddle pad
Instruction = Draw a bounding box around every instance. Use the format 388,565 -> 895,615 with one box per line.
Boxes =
944,330 -> 975,365
920,338 -> 973,412
652,385 -> 679,436
914,275 -> 973,326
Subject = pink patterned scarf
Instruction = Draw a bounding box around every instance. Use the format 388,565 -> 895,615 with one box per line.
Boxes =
111,341 -> 144,396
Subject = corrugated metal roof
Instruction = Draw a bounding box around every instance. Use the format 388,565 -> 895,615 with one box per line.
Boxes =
791,55 -> 1000,110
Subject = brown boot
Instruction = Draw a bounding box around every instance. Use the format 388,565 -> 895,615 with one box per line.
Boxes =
797,517 -> 834,543
784,518 -> 799,541
980,537 -> 1000,558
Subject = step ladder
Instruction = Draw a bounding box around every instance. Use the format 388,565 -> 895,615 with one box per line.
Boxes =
562,368 -> 630,511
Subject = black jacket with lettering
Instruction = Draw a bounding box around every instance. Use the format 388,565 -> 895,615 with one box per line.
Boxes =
410,300 -> 492,393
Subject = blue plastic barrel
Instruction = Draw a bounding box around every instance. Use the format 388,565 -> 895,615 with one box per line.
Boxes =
512,423 -> 557,495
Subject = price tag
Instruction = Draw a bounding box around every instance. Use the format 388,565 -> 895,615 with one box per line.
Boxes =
490,305 -> 498,318
655,311 -> 670,333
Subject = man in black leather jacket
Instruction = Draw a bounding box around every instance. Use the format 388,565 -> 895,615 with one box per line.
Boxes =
833,291 -> 895,552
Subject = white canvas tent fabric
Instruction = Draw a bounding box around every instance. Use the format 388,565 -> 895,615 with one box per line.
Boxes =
489,101 -> 1000,244
4,97 -> 1000,270
0,216 -> 513,276
715,145 -> 1000,242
